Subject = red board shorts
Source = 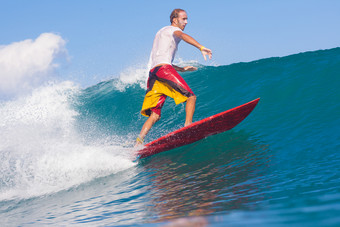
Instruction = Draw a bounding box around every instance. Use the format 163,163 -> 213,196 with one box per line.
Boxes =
141,64 -> 195,117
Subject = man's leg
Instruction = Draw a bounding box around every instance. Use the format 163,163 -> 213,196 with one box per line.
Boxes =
185,95 -> 196,126
136,112 -> 160,145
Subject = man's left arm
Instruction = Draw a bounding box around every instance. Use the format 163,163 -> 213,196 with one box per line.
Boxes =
174,31 -> 212,60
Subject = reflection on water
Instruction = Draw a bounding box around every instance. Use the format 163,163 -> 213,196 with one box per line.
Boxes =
161,216 -> 208,227
140,130 -> 272,223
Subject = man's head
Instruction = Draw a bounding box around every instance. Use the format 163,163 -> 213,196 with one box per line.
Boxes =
170,9 -> 188,31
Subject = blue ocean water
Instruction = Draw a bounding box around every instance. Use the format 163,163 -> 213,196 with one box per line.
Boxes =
0,47 -> 340,226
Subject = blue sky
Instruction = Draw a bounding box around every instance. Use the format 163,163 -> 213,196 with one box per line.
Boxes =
1,0 -> 339,89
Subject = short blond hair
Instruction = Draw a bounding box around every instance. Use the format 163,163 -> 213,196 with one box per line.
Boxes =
170,9 -> 185,23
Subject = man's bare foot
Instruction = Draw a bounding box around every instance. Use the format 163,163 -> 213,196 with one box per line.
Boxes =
134,136 -> 144,147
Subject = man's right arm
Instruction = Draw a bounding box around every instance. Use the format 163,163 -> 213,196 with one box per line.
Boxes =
174,31 -> 212,60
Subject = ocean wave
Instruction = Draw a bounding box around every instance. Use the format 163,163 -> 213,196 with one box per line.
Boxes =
0,82 -> 135,201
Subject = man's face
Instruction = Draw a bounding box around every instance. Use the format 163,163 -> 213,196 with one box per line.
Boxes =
175,11 -> 188,31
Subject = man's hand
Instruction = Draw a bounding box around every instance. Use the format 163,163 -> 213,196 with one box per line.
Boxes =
173,65 -> 197,72
201,47 -> 212,60
183,66 -> 197,72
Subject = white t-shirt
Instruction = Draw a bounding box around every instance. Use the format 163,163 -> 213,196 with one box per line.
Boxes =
148,26 -> 182,70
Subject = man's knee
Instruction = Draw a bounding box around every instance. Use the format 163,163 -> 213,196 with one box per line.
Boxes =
188,95 -> 196,102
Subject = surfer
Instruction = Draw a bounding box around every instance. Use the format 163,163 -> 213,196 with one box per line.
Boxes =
136,9 -> 212,145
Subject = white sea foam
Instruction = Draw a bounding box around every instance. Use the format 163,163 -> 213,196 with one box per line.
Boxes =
113,64 -> 149,92
0,82 -> 135,201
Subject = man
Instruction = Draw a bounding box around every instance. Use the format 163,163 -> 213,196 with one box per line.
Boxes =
136,9 -> 212,145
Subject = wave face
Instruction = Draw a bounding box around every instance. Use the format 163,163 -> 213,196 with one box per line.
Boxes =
0,47 -> 340,226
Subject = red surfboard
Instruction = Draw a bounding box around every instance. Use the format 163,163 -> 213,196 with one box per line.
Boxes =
137,98 -> 260,159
